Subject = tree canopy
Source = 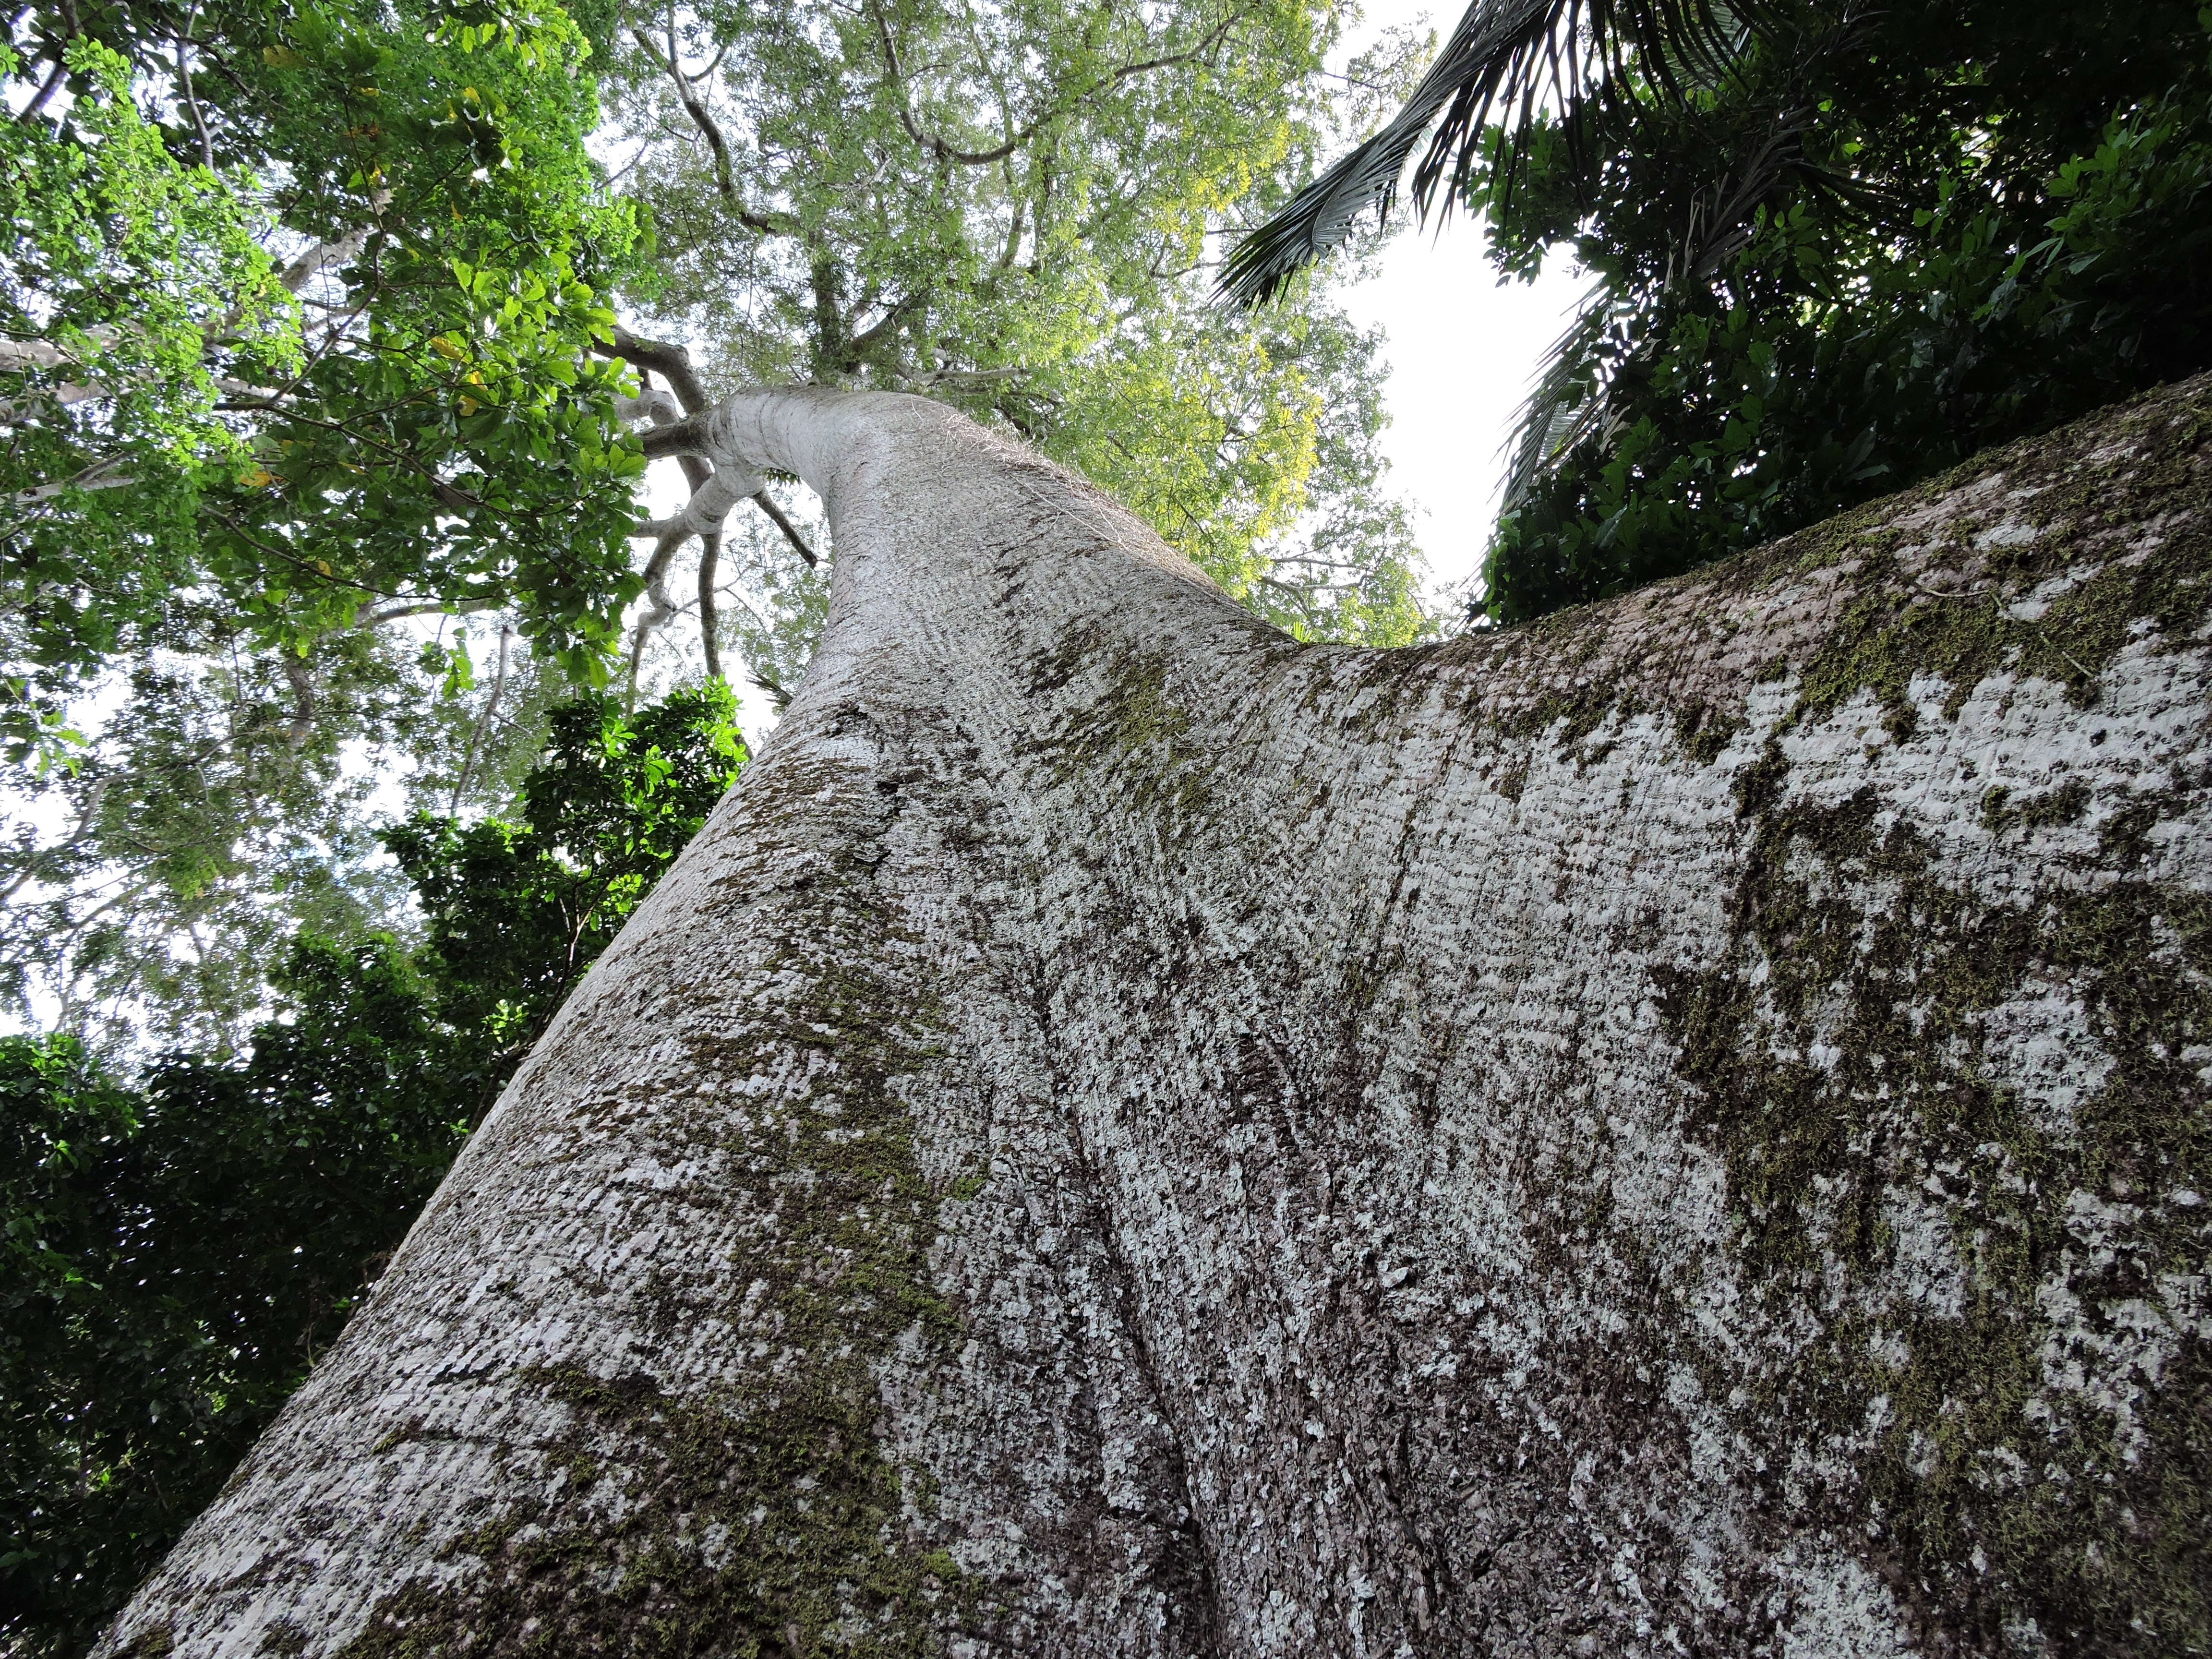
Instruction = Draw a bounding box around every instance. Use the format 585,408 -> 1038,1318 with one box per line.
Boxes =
3,0 -> 651,744
602,0 -> 1434,645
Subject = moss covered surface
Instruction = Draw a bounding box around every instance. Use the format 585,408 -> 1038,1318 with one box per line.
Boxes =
1653,752 -> 2212,1655
1383,376 -> 2212,767
335,796 -> 973,1657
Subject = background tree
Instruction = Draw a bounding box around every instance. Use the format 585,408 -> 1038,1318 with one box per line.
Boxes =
602,0 -> 1438,674
0,686 -> 742,1657
1226,0 -> 2212,621
0,0 -> 658,1050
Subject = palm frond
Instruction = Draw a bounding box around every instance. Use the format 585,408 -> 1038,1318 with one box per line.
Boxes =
1499,289 -> 1617,510
1221,0 -> 1759,306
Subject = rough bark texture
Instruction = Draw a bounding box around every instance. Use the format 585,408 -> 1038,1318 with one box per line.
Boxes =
102,379 -> 2212,1658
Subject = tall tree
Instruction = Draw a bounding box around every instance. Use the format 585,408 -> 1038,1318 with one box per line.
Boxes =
96,374 -> 2212,1656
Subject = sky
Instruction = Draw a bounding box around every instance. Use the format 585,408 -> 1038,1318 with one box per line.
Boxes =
1325,0 -> 1588,604
1339,227 -> 1586,602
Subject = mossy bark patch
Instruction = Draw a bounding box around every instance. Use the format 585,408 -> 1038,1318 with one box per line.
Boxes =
1655,775 -> 2212,1654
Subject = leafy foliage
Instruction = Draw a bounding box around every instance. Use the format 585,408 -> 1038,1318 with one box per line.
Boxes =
0,688 -> 743,1656
1230,0 -> 2212,621
1219,0 -> 1754,305
2,0 -> 650,760
1476,0 -> 2212,621
384,683 -> 747,1082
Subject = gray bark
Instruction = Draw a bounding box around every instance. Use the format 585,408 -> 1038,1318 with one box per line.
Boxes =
101,378 -> 2212,1657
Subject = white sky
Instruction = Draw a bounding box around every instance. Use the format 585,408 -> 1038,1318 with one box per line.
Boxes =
1327,0 -> 1587,603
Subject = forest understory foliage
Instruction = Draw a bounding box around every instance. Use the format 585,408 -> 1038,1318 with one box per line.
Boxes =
3,0 -> 2212,1649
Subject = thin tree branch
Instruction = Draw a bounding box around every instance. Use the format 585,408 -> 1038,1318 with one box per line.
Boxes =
354,597 -> 501,627
450,621 -> 512,814
625,528 -> 690,709
16,52 -> 67,124
697,529 -> 722,680
869,0 -> 1027,165
750,488 -> 817,567
282,649 -> 315,747
12,457 -> 134,505
276,226 -> 373,295
640,12 -> 735,202
176,9 -> 216,170
633,21 -> 792,235
847,291 -> 924,356
0,778 -> 107,905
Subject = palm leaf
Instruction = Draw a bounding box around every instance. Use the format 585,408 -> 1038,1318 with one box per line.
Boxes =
1221,0 -> 1759,306
1499,290 -> 1616,511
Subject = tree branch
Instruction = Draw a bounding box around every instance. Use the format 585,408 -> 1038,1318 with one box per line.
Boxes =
11,457 -> 134,505
697,528 -> 722,681
608,329 -> 710,414
0,778 -> 108,905
847,291 -> 925,357
354,597 -> 501,628
175,9 -> 216,170
610,362 -> 817,566
282,649 -> 316,748
870,1 -> 1031,165
641,414 -> 714,459
625,526 -> 690,708
450,621 -> 511,813
750,487 -> 817,567
276,226 -> 373,295
633,22 -> 792,235
870,0 -> 1247,169
16,52 -> 68,124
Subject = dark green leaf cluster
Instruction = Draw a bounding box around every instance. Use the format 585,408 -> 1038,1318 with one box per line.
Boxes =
383,681 -> 746,1072
1473,0 -> 2212,619
0,953 -> 464,1657
0,686 -> 743,1657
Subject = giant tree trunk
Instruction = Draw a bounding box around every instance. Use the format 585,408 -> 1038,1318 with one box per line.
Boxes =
103,380 -> 2212,1657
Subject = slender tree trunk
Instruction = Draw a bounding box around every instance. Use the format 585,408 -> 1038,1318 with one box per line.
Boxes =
103,379 -> 2212,1658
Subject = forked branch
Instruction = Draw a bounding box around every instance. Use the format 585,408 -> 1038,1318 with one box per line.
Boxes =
633,22 -> 793,236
